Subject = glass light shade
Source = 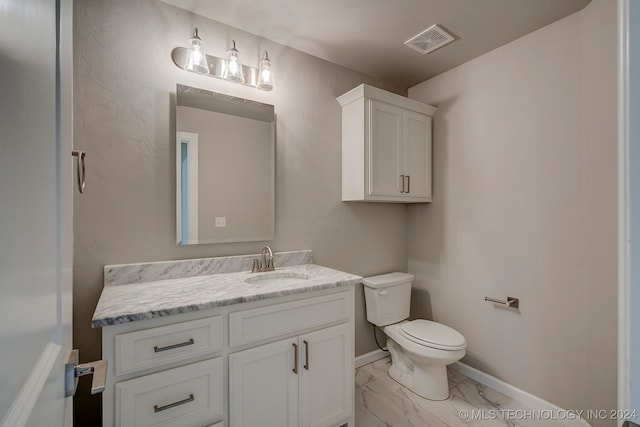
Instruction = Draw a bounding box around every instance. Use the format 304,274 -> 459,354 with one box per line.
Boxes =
223,40 -> 245,83
256,51 -> 274,91
184,28 -> 210,75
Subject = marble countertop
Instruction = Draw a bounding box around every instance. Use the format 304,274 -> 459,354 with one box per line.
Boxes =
92,263 -> 362,328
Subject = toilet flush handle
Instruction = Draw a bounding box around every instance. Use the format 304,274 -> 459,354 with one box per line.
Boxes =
378,290 -> 388,295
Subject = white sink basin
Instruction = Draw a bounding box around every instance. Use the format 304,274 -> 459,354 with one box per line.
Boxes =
245,272 -> 310,286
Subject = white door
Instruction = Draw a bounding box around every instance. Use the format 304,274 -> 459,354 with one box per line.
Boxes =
367,100 -> 403,197
0,0 -> 73,426
299,324 -> 352,427
229,338 -> 299,427
622,0 -> 640,419
403,111 -> 432,200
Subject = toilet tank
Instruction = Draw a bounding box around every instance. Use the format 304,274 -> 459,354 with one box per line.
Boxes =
362,272 -> 413,327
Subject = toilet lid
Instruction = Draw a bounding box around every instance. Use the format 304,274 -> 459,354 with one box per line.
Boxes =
401,320 -> 466,350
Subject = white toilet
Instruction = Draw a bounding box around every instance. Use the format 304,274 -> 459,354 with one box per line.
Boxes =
363,272 -> 466,400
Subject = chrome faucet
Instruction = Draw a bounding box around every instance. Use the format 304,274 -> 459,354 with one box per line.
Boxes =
252,245 -> 275,273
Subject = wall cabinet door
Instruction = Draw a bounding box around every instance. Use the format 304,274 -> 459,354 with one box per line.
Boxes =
368,102 -> 432,202
402,110 -> 432,200
229,337 -> 299,427
368,100 -> 403,197
299,324 -> 352,427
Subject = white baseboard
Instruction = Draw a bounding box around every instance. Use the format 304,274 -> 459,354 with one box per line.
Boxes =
354,348 -> 388,368
452,362 -> 591,427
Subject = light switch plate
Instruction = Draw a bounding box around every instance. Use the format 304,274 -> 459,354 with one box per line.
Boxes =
215,217 -> 226,228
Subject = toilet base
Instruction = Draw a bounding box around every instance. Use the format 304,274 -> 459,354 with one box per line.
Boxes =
387,339 -> 450,401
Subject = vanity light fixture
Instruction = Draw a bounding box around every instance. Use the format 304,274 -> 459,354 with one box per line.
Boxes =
184,28 -> 209,75
223,40 -> 245,83
172,28 -> 275,91
256,51 -> 274,91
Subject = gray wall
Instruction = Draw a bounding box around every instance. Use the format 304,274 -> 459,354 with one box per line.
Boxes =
407,0 -> 617,423
73,0 -> 406,424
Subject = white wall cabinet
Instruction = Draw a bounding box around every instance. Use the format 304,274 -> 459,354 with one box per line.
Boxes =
338,84 -> 437,203
101,288 -> 355,427
229,324 -> 352,427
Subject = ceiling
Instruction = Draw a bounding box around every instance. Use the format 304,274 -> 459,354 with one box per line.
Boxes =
162,0 -> 591,88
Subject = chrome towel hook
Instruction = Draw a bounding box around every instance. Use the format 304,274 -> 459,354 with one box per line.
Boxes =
72,150 -> 86,193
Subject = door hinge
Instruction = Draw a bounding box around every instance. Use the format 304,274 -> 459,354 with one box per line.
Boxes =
65,349 -> 107,397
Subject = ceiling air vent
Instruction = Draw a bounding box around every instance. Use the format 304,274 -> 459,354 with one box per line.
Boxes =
404,24 -> 455,54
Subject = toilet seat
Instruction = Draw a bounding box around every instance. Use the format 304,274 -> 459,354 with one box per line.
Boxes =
400,320 -> 466,351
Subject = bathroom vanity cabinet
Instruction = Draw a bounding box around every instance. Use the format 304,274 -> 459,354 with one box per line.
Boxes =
100,287 -> 355,427
338,84 -> 437,203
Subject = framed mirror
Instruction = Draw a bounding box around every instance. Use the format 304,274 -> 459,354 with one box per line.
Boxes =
176,84 -> 275,245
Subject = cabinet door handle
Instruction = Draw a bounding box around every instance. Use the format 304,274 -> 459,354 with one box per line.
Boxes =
71,150 -> 86,194
406,175 -> 410,193
292,343 -> 298,374
154,338 -> 195,353
153,393 -> 194,413
400,175 -> 405,193
303,340 -> 309,371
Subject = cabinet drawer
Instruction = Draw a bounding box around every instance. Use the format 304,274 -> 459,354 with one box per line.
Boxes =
115,358 -> 223,427
229,291 -> 351,347
115,316 -> 223,376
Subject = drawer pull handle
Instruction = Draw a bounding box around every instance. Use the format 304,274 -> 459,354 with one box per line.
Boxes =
292,343 -> 298,374
153,393 -> 194,413
303,340 -> 309,371
400,175 -> 405,193
153,338 -> 195,353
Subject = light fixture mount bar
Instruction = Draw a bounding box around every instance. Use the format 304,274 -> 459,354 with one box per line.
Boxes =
172,47 -> 269,91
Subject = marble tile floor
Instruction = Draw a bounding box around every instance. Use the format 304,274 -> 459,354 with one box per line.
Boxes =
355,357 -> 574,427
